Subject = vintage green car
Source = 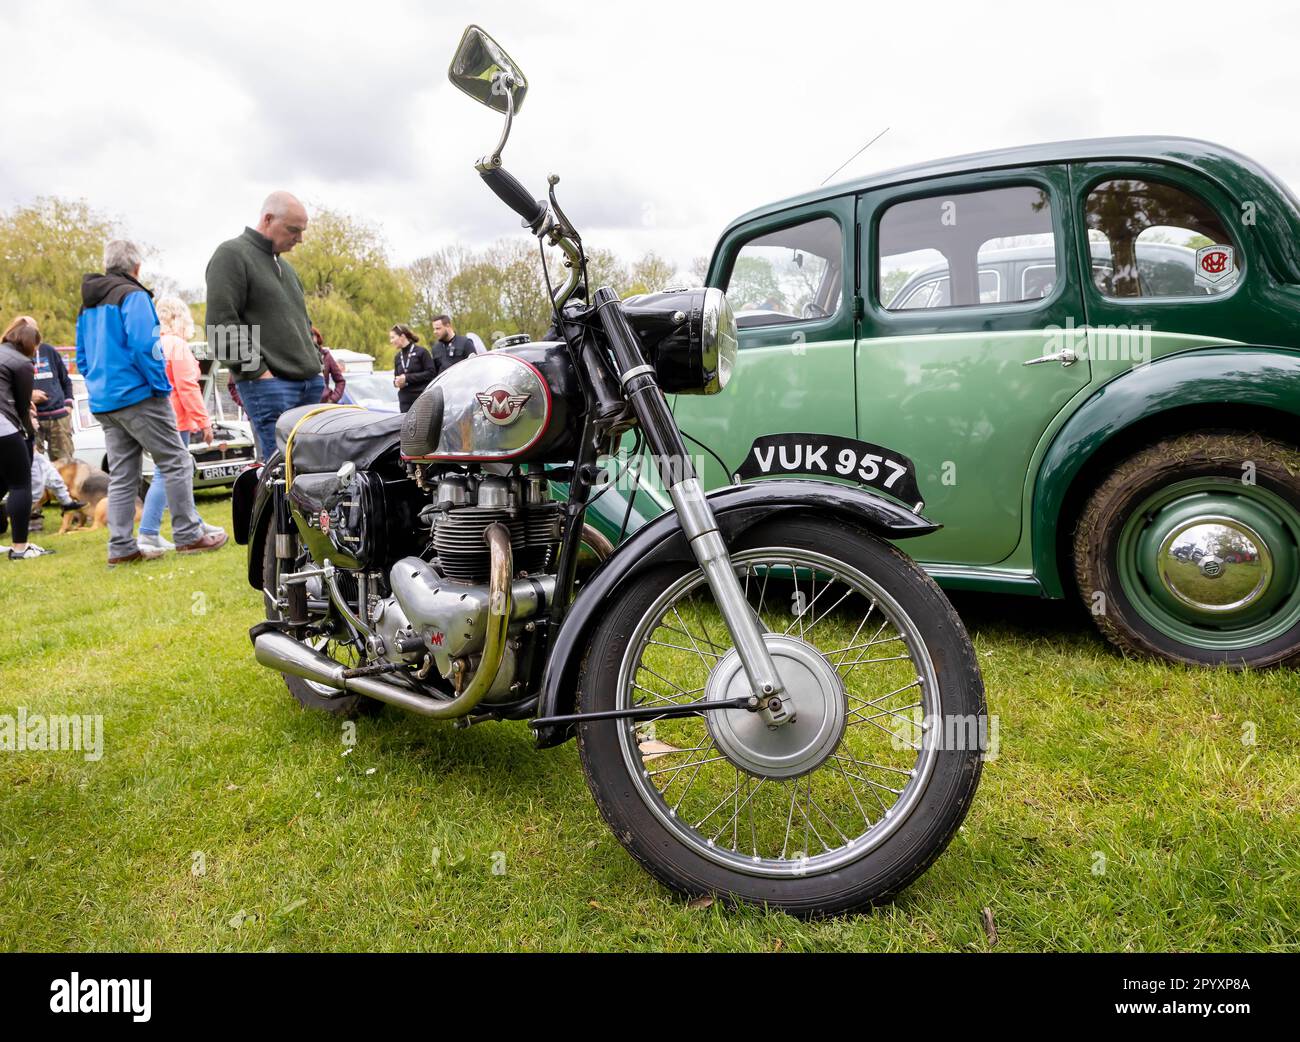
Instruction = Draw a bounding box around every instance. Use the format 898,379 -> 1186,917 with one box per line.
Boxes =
619,137 -> 1300,669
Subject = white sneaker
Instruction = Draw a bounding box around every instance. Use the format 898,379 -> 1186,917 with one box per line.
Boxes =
9,543 -> 54,559
138,532 -> 175,552
200,522 -> 225,538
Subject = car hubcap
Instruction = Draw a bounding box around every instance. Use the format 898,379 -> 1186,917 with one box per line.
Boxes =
1118,478 -> 1300,652
1155,517 -> 1274,614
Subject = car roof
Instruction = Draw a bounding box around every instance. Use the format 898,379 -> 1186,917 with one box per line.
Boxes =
720,136 -> 1300,279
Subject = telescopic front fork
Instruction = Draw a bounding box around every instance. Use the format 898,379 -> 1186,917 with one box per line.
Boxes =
591,288 -> 792,727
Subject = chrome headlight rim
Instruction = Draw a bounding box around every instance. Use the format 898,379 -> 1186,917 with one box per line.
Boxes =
700,286 -> 737,393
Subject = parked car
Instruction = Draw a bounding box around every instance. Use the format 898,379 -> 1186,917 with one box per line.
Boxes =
339,370 -> 399,412
651,136 -> 1300,669
70,356 -> 256,489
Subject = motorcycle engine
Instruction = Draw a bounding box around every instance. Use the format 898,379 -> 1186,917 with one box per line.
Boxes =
370,469 -> 561,705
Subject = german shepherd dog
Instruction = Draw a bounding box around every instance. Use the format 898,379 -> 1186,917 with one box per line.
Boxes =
40,459 -> 141,533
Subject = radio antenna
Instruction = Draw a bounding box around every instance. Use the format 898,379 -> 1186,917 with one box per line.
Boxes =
820,127 -> 890,186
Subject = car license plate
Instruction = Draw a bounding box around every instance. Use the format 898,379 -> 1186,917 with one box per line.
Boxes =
735,433 -> 923,507
197,462 -> 248,481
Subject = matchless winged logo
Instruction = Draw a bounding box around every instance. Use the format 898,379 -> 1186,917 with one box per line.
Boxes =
476,385 -> 532,426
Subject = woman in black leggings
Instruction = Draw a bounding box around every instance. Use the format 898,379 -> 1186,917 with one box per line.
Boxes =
0,315 -> 53,559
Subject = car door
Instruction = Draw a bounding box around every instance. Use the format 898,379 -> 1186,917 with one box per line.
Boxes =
673,197 -> 857,489
856,167 -> 1091,564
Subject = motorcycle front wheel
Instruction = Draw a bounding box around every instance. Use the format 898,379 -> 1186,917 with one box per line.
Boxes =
576,516 -> 985,917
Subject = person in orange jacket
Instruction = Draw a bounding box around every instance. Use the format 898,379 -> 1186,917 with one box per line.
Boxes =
137,296 -> 221,552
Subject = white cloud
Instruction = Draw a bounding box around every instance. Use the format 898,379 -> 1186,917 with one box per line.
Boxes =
3,0 -> 1299,300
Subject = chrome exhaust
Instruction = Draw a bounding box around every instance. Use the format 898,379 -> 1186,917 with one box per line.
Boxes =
252,523 -> 514,721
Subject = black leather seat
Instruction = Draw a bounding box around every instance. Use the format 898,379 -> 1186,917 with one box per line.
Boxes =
274,405 -> 404,474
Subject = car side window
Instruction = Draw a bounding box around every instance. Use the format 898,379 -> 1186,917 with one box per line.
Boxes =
1084,179 -> 1239,298
726,217 -> 844,328
878,185 -> 1057,310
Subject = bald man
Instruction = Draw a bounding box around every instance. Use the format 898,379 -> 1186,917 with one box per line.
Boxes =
205,192 -> 324,458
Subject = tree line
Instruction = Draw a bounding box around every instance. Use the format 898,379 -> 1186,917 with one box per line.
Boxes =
0,197 -> 707,367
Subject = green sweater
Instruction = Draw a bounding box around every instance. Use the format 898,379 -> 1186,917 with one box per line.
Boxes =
205,227 -> 320,382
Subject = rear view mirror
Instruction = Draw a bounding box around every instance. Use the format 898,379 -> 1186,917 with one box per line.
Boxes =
448,25 -> 528,114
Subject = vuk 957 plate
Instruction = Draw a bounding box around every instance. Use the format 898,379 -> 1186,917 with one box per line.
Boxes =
735,433 -> 923,508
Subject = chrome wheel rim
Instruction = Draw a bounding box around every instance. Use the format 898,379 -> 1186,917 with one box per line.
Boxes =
1117,477 -> 1300,650
614,547 -> 942,879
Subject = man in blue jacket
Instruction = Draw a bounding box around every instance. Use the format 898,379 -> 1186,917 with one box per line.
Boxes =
76,240 -> 226,565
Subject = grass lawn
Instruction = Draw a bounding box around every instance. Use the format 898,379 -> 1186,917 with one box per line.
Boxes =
1,490 -> 1297,952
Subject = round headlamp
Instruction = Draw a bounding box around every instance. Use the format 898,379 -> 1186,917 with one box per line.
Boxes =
623,286 -> 739,396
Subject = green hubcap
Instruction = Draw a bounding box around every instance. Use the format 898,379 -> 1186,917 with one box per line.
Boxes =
1117,478 -> 1300,652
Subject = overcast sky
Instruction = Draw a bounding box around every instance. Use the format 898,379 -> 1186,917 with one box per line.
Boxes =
4,0 -> 1299,296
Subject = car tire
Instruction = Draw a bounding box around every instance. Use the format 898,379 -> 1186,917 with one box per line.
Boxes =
1074,431 -> 1300,668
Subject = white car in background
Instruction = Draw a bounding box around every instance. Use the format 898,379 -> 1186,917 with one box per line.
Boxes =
340,370 -> 399,412
70,363 -> 256,489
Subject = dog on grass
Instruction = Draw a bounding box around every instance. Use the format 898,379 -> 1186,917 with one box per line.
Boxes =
39,459 -> 140,533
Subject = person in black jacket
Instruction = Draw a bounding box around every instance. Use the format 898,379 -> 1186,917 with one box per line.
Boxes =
0,316 -> 53,558
431,314 -> 478,373
390,323 -> 434,413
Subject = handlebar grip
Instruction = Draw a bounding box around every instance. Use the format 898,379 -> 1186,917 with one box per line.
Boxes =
480,165 -> 547,232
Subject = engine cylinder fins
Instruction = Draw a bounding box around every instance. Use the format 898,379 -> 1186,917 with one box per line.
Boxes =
433,504 -> 562,583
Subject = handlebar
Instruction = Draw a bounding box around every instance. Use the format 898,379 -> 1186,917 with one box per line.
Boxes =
479,165 -> 548,233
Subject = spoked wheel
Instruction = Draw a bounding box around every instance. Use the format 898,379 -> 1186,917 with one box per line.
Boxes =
261,536 -> 380,717
576,517 -> 985,917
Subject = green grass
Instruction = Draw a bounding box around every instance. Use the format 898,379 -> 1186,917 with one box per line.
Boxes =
0,491 -> 1297,952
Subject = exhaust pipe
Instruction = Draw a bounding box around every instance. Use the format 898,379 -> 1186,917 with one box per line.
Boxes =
252,523 -> 514,720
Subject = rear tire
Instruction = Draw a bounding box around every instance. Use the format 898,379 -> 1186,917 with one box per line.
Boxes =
1074,431 -> 1300,668
576,516 -> 985,917
261,535 -> 381,717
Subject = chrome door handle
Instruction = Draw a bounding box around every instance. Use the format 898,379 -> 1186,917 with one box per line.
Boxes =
1023,348 -> 1078,367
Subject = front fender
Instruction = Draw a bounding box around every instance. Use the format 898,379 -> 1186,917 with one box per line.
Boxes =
532,480 -> 936,747
1032,347 -> 1300,596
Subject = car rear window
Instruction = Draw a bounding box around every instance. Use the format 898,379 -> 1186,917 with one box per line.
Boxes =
1084,179 -> 1239,298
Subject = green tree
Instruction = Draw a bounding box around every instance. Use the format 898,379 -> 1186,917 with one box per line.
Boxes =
407,245 -> 474,340
726,256 -> 783,310
0,197 -> 121,344
291,207 -> 416,365
627,251 -> 677,296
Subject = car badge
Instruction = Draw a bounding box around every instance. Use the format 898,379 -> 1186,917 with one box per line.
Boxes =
476,385 -> 531,426
1194,244 -> 1236,287
319,510 -> 330,533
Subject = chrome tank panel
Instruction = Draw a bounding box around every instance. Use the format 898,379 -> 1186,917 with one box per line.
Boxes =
408,343 -> 580,462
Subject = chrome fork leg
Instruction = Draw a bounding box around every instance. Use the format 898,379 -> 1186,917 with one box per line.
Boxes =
669,477 -> 791,725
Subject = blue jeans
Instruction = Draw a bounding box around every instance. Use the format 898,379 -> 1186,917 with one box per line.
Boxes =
238,375 -> 326,461
139,430 -> 193,536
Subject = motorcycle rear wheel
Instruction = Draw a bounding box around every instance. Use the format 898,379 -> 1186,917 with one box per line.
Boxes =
261,537 -> 381,718
575,516 -> 985,916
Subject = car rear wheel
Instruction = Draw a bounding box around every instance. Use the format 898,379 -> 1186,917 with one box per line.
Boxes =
1074,431 -> 1300,668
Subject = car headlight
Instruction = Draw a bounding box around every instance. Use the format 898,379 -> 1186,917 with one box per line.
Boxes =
624,286 -> 738,396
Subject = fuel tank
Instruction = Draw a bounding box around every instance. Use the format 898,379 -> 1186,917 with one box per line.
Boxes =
400,342 -> 582,463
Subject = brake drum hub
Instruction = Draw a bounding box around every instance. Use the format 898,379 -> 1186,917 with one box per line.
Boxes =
705,634 -> 846,779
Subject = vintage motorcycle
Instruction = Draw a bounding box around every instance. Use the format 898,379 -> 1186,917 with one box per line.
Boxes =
233,26 -> 986,916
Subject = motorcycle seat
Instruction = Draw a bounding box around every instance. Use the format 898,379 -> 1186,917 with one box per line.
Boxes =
274,405 -> 404,474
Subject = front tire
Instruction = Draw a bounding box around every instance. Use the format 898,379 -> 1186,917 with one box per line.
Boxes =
1074,431 -> 1300,668
576,516 -> 985,917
